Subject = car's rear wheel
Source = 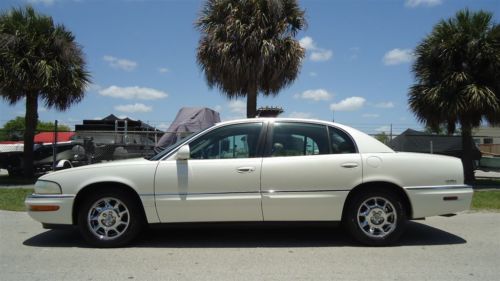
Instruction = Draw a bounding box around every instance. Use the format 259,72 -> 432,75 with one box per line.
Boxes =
344,189 -> 407,246
77,189 -> 143,247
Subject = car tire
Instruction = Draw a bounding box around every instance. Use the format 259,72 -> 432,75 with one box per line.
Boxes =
344,189 -> 407,246
77,188 -> 144,248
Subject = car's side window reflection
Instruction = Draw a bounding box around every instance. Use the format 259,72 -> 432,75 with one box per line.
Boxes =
328,126 -> 357,154
271,122 -> 329,157
189,123 -> 262,159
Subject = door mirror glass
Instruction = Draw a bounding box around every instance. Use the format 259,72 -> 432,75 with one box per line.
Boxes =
176,145 -> 190,160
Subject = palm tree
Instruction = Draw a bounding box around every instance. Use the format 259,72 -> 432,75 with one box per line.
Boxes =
409,9 -> 500,183
196,0 -> 306,118
0,6 -> 90,177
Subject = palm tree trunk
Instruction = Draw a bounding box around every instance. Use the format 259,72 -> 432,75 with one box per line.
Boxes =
246,84 -> 257,118
23,92 -> 38,178
460,124 -> 475,184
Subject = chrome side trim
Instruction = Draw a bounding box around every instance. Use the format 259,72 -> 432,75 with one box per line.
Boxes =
28,194 -> 76,199
143,191 -> 260,196
262,189 -> 350,193
405,185 -> 472,190
144,189 -> 350,197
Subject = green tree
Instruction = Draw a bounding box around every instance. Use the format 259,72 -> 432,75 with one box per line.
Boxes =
375,132 -> 390,144
196,0 -> 306,118
0,116 -> 71,141
409,9 -> 500,183
0,6 -> 90,177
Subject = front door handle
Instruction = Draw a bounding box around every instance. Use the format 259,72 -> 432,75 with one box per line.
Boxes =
236,167 -> 256,173
341,163 -> 359,168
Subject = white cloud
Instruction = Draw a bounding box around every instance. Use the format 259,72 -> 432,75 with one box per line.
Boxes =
103,55 -> 137,71
294,89 -> 333,101
213,105 -> 223,112
405,0 -> 443,8
299,36 -> 333,62
383,49 -> 415,65
288,111 -> 313,119
330,97 -> 366,112
227,100 -> 246,114
309,72 -> 318,77
114,103 -> 152,113
85,83 -> 102,93
28,0 -> 56,5
155,123 -> 170,131
349,47 -> 360,60
99,86 -> 168,100
311,50 -> 333,62
375,101 -> 395,108
375,125 -> 391,133
362,113 -> 380,118
299,36 -> 316,50
158,67 -> 169,73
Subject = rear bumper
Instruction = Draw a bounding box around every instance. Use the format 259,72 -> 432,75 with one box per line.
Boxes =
405,185 -> 473,219
25,194 -> 75,225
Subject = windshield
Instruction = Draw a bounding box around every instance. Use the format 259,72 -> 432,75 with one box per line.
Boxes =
149,130 -> 201,161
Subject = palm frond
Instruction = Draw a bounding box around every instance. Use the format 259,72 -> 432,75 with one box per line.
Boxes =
409,8 -> 500,132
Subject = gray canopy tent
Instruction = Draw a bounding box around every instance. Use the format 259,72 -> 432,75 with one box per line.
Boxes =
155,107 -> 220,151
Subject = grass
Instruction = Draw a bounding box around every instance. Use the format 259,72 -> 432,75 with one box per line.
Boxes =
0,188 -> 499,213
471,190 -> 500,211
0,188 -> 33,211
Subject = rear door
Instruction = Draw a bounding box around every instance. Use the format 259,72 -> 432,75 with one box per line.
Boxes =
260,121 -> 362,221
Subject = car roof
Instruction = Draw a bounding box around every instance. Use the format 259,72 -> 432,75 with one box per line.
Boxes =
214,118 -> 394,154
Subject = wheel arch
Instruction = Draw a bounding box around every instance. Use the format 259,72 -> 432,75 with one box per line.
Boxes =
72,181 -> 147,225
342,181 -> 413,220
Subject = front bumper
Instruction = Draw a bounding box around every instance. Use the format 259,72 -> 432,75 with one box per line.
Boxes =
405,185 -> 473,219
25,194 -> 75,225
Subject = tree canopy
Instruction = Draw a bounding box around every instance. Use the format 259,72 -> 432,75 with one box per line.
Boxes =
0,116 -> 71,141
196,0 -> 306,117
408,9 -> 500,182
0,6 -> 90,176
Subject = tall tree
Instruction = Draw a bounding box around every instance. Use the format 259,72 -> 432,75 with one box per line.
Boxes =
196,0 -> 306,118
0,6 -> 90,177
409,9 -> 500,183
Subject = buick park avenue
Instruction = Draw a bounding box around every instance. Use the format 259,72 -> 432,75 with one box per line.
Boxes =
26,118 -> 472,247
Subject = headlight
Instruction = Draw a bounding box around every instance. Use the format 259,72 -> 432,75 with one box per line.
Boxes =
34,180 -> 62,194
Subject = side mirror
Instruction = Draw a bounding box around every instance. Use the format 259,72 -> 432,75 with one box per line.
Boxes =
176,145 -> 190,160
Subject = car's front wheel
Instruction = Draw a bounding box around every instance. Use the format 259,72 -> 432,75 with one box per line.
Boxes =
344,189 -> 407,246
77,189 -> 143,247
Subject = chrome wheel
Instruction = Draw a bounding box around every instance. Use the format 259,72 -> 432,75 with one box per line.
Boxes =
87,197 -> 130,240
357,196 -> 397,239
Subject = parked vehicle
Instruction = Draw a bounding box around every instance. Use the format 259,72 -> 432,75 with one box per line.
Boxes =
0,141 -> 77,176
25,118 -> 472,247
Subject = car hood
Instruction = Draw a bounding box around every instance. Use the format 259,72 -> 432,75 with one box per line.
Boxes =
39,157 -> 154,180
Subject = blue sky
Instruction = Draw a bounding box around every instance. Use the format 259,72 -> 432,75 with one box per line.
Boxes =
0,0 -> 498,134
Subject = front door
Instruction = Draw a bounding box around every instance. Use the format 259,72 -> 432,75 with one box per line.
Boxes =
154,122 -> 265,222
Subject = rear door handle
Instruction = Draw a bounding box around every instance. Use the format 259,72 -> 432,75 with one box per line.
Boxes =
237,167 -> 256,173
341,163 -> 359,168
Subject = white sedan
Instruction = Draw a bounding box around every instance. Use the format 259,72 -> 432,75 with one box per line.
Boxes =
25,118 -> 472,247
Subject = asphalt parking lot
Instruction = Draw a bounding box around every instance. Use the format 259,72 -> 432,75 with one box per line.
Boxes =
0,211 -> 499,281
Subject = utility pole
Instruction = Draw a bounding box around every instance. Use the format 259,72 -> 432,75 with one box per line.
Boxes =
390,123 -> 393,141
52,120 -> 58,171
